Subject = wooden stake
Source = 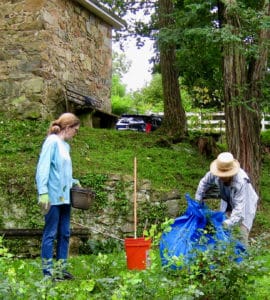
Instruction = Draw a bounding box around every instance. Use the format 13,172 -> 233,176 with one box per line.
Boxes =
134,157 -> 137,239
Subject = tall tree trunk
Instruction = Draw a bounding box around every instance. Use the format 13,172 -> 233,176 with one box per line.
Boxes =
158,0 -> 187,137
221,0 -> 270,193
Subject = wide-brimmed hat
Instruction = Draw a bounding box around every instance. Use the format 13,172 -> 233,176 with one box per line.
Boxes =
210,152 -> 240,177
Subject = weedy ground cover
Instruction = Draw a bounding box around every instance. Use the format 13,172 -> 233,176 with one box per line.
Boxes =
1,232 -> 270,299
1,118 -> 270,299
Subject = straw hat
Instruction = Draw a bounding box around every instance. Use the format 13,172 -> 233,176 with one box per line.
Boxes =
210,152 -> 240,177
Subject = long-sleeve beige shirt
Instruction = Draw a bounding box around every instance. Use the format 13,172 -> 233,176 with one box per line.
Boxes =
195,169 -> 258,231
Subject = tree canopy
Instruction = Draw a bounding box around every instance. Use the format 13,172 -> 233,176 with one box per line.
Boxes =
105,0 -> 270,191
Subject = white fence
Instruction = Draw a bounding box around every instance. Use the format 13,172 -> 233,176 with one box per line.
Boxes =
186,112 -> 270,132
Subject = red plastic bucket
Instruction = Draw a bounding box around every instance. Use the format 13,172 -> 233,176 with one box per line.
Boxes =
124,237 -> 151,270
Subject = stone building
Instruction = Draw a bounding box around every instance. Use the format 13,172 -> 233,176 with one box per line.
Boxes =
0,0 -> 124,126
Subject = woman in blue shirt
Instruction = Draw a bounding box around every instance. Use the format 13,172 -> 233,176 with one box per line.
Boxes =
36,113 -> 80,280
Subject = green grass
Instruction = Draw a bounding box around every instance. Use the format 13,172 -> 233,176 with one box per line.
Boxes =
71,127 -> 208,193
247,251 -> 270,300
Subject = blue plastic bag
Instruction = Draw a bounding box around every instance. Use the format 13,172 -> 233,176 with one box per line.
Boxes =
160,194 -> 245,269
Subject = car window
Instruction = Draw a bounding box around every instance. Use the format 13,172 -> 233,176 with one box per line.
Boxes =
119,119 -> 129,124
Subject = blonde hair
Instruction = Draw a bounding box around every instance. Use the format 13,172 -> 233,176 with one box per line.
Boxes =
48,113 -> 80,135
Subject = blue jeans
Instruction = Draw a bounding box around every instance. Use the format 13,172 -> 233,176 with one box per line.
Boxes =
41,204 -> 71,275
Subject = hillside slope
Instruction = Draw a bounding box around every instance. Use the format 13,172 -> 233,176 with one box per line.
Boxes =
0,118 -> 269,236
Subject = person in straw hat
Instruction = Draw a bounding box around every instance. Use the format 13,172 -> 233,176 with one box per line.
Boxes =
195,152 -> 258,246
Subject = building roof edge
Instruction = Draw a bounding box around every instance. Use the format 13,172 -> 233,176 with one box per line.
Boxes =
74,0 -> 126,29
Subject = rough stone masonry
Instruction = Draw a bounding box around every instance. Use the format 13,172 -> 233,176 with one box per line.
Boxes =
0,0 -> 115,120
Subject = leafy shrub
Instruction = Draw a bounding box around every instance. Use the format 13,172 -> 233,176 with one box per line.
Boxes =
0,232 -> 269,299
80,173 -> 109,209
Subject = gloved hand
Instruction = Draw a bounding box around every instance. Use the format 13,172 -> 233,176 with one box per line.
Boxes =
39,193 -> 51,215
222,219 -> 231,229
73,180 -> 81,187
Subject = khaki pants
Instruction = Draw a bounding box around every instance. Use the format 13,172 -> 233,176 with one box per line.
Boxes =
226,212 -> 249,247
239,224 -> 249,247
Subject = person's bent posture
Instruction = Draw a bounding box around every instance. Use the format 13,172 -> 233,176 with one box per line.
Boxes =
195,152 -> 258,246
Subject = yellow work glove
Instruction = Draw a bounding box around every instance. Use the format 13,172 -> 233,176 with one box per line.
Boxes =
39,193 -> 51,215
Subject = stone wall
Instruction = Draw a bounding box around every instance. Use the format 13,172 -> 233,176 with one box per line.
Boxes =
0,0 -> 113,120
1,174 -> 182,256
71,174 -> 182,241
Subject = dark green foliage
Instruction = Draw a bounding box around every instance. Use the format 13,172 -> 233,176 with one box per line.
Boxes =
79,238 -> 123,255
110,180 -> 131,215
80,173 -> 109,209
1,230 -> 270,299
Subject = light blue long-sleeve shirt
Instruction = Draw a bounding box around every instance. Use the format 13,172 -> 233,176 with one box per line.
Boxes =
36,134 -> 78,205
195,169 -> 258,231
